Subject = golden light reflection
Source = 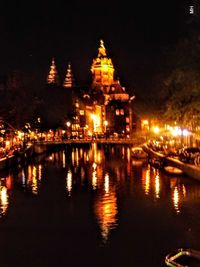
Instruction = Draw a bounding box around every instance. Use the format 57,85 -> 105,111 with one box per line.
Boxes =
171,184 -> 187,214
62,151 -> 66,168
27,166 -> 39,194
72,150 -> 75,165
94,191 -> 118,243
0,184 -> 8,217
6,176 -> 13,190
155,172 -> 160,199
142,167 -> 151,195
66,170 -> 72,196
38,165 -> 42,181
93,143 -> 98,163
75,148 -> 79,163
104,173 -> 109,193
182,185 -> 186,197
71,148 -> 80,166
21,169 -> 26,187
122,147 -> 125,159
173,186 -> 180,214
92,168 -> 97,190
32,166 -> 38,194
127,147 -> 131,162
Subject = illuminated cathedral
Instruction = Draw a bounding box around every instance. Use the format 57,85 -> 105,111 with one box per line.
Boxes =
46,40 -> 135,137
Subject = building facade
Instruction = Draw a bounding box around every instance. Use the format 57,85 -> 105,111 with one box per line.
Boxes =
46,40 -> 135,138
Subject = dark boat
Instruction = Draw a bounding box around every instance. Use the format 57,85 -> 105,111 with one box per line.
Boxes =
165,248 -> 200,266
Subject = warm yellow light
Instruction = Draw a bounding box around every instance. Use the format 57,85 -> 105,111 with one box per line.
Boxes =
153,126 -> 160,134
66,121 -> 71,127
66,170 -> 72,196
104,120 -> 108,126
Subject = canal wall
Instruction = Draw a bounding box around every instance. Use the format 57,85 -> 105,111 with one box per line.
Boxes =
0,145 -> 34,171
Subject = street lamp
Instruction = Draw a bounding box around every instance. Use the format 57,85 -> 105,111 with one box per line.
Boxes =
66,121 -> 71,139
104,120 -> 108,137
129,95 -> 135,138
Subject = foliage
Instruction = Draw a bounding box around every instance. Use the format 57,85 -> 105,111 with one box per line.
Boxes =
161,14 -> 200,129
163,69 -> 200,127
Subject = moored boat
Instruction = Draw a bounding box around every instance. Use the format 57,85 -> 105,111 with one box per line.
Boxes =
165,248 -> 200,266
164,166 -> 183,175
131,147 -> 148,159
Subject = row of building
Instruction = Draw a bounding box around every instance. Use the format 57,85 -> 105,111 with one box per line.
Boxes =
46,40 -> 137,138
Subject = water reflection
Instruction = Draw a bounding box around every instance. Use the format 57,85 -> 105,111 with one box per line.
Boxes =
155,171 -> 160,199
92,163 -> 97,190
142,166 -> 150,195
0,176 -> 12,217
66,169 -> 72,196
1,144 -> 200,248
16,164 -> 43,194
94,189 -> 118,244
0,180 -> 9,217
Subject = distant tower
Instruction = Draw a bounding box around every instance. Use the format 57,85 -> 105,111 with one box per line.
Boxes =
63,62 -> 74,88
91,39 -> 114,87
47,57 -> 59,85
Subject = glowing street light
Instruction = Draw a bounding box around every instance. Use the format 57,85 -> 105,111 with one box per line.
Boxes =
66,121 -> 71,127
91,114 -> 100,133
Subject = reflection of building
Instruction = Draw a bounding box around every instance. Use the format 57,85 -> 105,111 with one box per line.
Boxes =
94,190 -> 118,243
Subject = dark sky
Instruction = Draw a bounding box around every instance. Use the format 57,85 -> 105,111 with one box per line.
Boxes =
0,0 -> 189,96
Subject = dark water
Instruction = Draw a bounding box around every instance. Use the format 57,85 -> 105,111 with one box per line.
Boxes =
0,144 -> 200,267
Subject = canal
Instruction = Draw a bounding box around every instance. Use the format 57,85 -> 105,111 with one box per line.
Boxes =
0,143 -> 200,267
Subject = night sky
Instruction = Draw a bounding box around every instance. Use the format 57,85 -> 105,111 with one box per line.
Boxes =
0,0 -> 189,97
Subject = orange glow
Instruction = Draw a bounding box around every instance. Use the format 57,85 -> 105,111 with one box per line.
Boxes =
91,40 -> 114,86
155,173 -> 160,199
66,170 -> 72,196
142,167 -> 151,195
173,187 -> 180,214
6,176 -> 13,190
94,191 -> 118,243
0,185 -> 8,217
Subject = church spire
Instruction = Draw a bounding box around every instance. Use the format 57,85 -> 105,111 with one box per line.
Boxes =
98,39 -> 107,57
47,57 -> 59,85
63,62 -> 74,88
91,39 -> 114,86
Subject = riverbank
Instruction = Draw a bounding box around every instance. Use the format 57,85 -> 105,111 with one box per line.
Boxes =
143,144 -> 200,182
0,144 -> 34,171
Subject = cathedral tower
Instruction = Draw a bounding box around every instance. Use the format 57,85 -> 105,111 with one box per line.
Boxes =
47,58 -> 59,85
63,62 -> 74,88
91,40 -> 114,87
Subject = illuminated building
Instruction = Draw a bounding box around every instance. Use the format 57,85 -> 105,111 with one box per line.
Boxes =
47,57 -> 59,85
45,40 -> 135,137
63,62 -> 74,88
89,40 -> 134,137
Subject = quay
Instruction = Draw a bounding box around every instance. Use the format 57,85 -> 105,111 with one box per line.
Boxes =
143,144 -> 200,182
0,137 -> 145,171
33,137 -> 146,154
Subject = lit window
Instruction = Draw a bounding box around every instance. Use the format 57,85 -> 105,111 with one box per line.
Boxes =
126,117 -> 130,123
80,110 -> 84,115
189,6 -> 194,14
120,109 -> 124,115
116,109 -> 119,115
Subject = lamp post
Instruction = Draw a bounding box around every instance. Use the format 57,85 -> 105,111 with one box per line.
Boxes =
129,95 -> 135,138
104,120 -> 108,138
66,121 -> 71,139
